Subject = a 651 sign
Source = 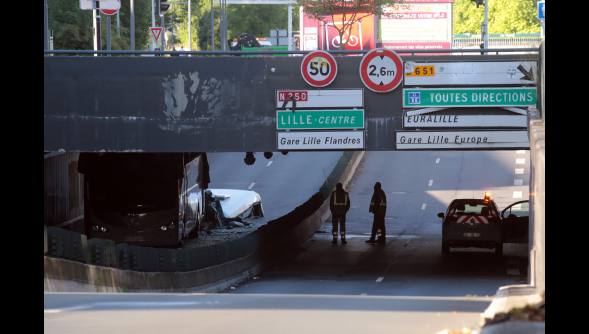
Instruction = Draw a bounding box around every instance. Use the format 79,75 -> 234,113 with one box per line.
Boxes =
300,51 -> 338,88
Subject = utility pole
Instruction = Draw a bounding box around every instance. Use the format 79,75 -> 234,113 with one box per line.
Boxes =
130,0 -> 135,50
483,0 -> 489,51
44,0 -> 49,50
287,4 -> 292,51
188,0 -> 192,50
151,0 -> 156,50
106,15 -> 112,51
210,0 -> 215,50
94,1 -> 102,55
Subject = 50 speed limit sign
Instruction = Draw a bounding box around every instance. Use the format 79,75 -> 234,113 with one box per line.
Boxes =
300,51 -> 338,88
359,49 -> 403,93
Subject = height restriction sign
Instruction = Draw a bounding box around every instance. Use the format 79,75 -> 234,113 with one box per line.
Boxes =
300,51 -> 338,88
359,49 -> 403,93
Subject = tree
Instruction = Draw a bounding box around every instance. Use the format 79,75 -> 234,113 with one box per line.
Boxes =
453,0 -> 540,35
299,0 -> 395,49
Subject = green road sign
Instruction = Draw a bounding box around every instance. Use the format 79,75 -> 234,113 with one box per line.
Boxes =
276,109 -> 364,130
403,87 -> 537,108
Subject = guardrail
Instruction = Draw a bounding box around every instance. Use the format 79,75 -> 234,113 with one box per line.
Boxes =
43,48 -> 539,57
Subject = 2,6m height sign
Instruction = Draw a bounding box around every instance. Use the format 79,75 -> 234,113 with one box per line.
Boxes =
359,49 -> 403,93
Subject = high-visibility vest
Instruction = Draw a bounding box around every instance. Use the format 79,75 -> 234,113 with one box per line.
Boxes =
333,191 -> 349,206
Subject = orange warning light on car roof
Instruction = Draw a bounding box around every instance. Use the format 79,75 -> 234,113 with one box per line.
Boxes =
483,192 -> 491,202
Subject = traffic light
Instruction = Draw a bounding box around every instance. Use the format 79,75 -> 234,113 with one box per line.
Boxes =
158,0 -> 170,16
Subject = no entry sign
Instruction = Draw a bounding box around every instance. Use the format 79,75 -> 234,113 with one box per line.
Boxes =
359,49 -> 403,93
300,51 -> 338,88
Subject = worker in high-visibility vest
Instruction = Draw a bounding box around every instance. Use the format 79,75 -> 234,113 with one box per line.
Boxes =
367,182 -> 387,245
330,183 -> 350,245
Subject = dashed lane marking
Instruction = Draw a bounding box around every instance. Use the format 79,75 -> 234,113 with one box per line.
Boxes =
515,168 -> 524,174
248,182 -> 255,190
376,277 -> 384,283
428,179 -> 434,187
513,191 -> 523,199
507,268 -> 521,276
266,161 -> 273,167
514,179 -> 524,186
515,158 -> 526,165
435,158 -> 440,164
516,150 -> 526,154
421,203 -> 427,210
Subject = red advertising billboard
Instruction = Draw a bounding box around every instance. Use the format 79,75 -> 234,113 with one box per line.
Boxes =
300,11 -> 375,51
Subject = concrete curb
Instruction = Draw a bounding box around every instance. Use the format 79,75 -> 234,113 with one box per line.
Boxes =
481,285 -> 543,325
44,151 -> 366,293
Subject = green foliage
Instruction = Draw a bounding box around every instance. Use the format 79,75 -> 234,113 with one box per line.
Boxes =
227,5 -> 298,39
453,0 -> 541,34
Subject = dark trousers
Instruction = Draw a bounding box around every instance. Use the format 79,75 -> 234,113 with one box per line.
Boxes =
370,213 -> 386,241
332,214 -> 346,239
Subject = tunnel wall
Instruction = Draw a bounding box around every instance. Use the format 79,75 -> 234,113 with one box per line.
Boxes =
44,152 -> 84,227
529,114 -> 545,295
44,151 -> 364,292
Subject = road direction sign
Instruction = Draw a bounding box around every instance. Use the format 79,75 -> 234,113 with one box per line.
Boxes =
80,0 -> 121,10
278,131 -> 364,150
300,51 -> 338,87
403,113 -> 527,128
276,89 -> 363,109
537,1 -> 545,20
277,109 -> 365,130
396,130 -> 529,149
150,27 -> 163,46
404,61 -> 538,86
403,87 -> 537,108
359,49 -> 403,93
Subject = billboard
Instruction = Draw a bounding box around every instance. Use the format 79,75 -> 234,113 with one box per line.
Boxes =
381,2 -> 453,50
300,10 -> 376,51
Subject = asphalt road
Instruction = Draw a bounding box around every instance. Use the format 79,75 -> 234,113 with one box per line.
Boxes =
45,150 -> 530,334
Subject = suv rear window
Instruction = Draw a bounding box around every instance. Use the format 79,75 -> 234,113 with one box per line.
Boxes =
449,202 -> 498,217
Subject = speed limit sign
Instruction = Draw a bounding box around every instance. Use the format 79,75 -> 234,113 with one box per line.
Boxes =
300,51 -> 338,88
359,49 -> 403,93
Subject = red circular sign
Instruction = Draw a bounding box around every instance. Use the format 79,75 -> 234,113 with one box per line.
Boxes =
359,49 -> 403,93
300,51 -> 338,88
100,8 -> 118,16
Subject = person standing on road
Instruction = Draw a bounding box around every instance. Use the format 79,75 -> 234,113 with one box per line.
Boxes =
366,182 -> 387,245
330,183 -> 350,245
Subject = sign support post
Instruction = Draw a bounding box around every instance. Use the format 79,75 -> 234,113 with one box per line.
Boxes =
130,0 -> 135,50
93,1 -> 101,55
106,15 -> 112,51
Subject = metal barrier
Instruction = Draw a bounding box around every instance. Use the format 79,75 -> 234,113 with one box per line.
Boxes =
44,48 -> 539,57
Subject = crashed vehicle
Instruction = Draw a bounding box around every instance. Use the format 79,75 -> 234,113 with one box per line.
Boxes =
79,153 -> 202,247
192,188 -> 264,230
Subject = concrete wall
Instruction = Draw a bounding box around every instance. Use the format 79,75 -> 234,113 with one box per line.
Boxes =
529,118 -> 545,295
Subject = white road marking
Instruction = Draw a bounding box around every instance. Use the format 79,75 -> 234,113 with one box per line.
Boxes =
248,182 -> 255,190
376,277 -> 384,283
435,158 -> 440,164
516,150 -> 526,154
514,179 -> 524,186
515,168 -> 524,174
515,158 -> 526,165
428,179 -> 434,187
266,160 -> 273,167
513,191 -> 523,199
421,203 -> 427,210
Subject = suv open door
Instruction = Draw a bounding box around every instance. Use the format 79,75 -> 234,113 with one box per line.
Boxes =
501,200 -> 529,243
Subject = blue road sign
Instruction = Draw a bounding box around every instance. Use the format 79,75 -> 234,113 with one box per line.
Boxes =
538,1 -> 545,20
